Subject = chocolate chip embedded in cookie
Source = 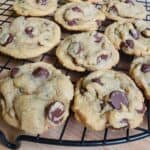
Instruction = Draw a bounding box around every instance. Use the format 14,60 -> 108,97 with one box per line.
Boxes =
102,0 -> 146,21
13,0 -> 57,16
130,56 -> 150,100
0,62 -> 73,134
73,70 -> 145,130
56,31 -> 119,72
54,2 -> 105,31
47,101 -> 65,124
0,16 -> 61,59
110,90 -> 128,109
105,20 -> 150,56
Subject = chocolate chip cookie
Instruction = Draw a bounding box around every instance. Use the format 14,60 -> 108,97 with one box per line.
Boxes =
73,70 -> 146,130
130,56 -> 150,100
54,2 -> 105,31
13,0 -> 57,16
102,0 -> 146,21
105,20 -> 150,56
0,16 -> 61,59
0,62 -> 73,134
56,31 -> 119,72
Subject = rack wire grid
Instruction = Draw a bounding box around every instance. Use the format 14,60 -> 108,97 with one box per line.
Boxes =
0,0 -> 150,149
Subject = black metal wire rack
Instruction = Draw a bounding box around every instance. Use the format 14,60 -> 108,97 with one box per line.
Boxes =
0,0 -> 150,149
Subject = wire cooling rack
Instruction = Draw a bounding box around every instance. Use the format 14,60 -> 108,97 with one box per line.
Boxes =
0,0 -> 150,149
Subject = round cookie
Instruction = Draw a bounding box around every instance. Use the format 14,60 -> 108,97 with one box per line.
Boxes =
73,70 -> 146,130
54,2 -> 105,31
102,0 -> 146,21
56,31 -> 119,72
130,56 -> 150,100
0,62 -> 73,134
13,0 -> 58,16
0,16 -> 61,59
105,20 -> 150,56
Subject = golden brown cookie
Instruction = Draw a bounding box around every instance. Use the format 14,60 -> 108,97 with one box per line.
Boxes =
0,62 -> 74,134
73,70 -> 146,130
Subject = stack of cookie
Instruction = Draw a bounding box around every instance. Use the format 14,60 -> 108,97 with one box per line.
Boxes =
0,0 -> 149,135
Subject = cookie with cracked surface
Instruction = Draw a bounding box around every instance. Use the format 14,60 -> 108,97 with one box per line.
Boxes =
0,62 -> 73,134
130,56 -> 150,100
54,2 -> 105,31
0,16 -> 61,59
56,31 -> 119,72
102,0 -> 146,21
73,70 -> 146,130
13,0 -> 57,16
105,20 -> 150,56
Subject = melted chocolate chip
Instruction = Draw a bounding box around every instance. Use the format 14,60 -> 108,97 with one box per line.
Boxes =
1,33 -> 13,46
48,101 -> 65,124
110,91 -> 128,109
125,0 -> 134,5
93,33 -> 103,43
136,104 -> 147,114
92,78 -> 103,85
120,39 -> 134,49
75,42 -> 84,54
95,20 -> 102,27
109,5 -> 118,14
129,29 -> 139,40
32,67 -> 49,78
72,6 -> 82,12
97,54 -> 108,64
101,54 -> 108,60
120,118 -> 129,126
10,67 -> 19,78
141,64 -> 150,73
25,27 -> 34,38
67,19 -> 77,26
36,0 -> 47,5
141,28 -> 150,38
